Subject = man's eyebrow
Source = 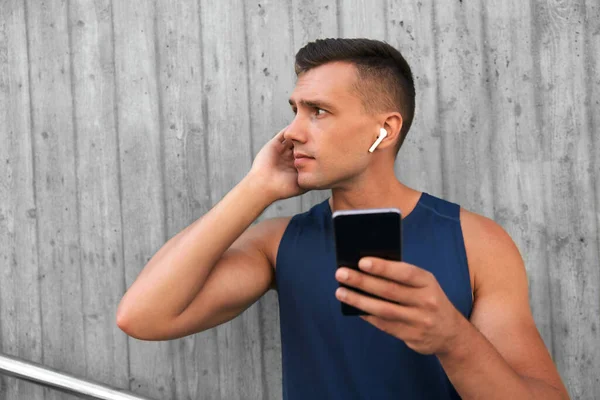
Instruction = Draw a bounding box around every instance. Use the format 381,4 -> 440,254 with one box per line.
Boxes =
288,98 -> 336,111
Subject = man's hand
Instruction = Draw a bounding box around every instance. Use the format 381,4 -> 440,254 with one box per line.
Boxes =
335,257 -> 465,355
248,126 -> 307,201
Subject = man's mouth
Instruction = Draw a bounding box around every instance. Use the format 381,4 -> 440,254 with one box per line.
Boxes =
294,153 -> 312,159
293,153 -> 313,168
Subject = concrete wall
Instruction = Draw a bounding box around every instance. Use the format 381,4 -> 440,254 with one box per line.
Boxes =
0,0 -> 598,399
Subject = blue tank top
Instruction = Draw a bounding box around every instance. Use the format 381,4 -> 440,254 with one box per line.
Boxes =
275,192 -> 473,399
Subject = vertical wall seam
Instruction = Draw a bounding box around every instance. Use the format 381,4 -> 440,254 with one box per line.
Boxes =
198,0 -> 212,209
478,0 -> 498,219
23,0 -> 45,371
383,0 -> 389,41
528,0 -> 555,360
153,0 -> 168,248
336,0 -> 343,37
582,0 -> 600,345
151,2 -> 176,399
242,1 -> 255,171
65,0 -> 88,378
431,2 -> 446,198
196,1 -> 221,395
108,0 -> 132,389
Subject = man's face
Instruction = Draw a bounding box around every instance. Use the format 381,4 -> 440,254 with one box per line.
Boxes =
285,61 -> 379,190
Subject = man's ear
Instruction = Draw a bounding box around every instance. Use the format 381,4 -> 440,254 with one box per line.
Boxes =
376,113 -> 403,151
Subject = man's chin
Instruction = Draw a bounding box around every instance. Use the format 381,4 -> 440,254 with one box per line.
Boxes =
297,174 -> 331,191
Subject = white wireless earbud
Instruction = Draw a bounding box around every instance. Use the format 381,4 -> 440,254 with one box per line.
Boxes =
368,128 -> 388,153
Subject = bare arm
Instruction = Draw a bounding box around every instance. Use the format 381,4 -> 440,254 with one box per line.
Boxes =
436,210 -> 570,399
116,127 -> 302,340
116,175 -> 277,340
164,216 -> 290,338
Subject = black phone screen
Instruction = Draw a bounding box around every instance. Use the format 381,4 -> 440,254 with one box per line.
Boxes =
332,209 -> 402,316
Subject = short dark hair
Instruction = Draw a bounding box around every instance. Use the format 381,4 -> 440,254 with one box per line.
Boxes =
294,38 -> 416,151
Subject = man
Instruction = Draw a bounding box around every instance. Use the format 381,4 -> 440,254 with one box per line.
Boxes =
117,38 -> 569,399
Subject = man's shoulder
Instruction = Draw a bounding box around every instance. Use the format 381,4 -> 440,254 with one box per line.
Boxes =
249,216 -> 293,269
459,207 -> 525,296
459,208 -> 517,255
251,216 -> 294,245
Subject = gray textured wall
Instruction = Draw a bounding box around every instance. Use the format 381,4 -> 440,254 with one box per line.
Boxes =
1,0 -> 599,399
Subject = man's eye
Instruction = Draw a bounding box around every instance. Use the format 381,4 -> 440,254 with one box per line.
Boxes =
315,108 -> 326,116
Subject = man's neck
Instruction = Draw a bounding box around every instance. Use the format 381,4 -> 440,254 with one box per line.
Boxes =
328,177 -> 422,218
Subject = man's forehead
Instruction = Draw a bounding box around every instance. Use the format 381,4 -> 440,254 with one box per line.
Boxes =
290,62 -> 358,103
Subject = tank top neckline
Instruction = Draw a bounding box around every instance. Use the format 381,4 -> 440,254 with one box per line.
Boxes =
323,191 -> 428,222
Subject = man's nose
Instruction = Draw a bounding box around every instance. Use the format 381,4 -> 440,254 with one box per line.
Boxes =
283,117 -> 308,144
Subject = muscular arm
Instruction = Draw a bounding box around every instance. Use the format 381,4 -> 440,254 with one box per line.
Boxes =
437,209 -> 570,399
164,216 -> 289,338
116,174 -> 288,340
117,126 -> 302,340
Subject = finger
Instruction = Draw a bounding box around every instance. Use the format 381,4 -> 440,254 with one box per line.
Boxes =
360,315 -> 420,340
273,125 -> 289,143
357,258 -> 432,288
275,128 -> 294,153
360,315 -> 402,332
336,287 -> 415,321
360,315 -> 393,333
336,267 -> 421,306
282,138 -> 294,150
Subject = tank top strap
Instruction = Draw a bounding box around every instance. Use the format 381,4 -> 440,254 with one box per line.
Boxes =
417,192 -> 461,222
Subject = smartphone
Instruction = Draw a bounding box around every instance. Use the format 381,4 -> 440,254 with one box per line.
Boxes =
332,208 -> 402,316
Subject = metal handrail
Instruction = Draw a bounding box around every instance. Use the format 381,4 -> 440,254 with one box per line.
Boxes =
0,353 -> 155,400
